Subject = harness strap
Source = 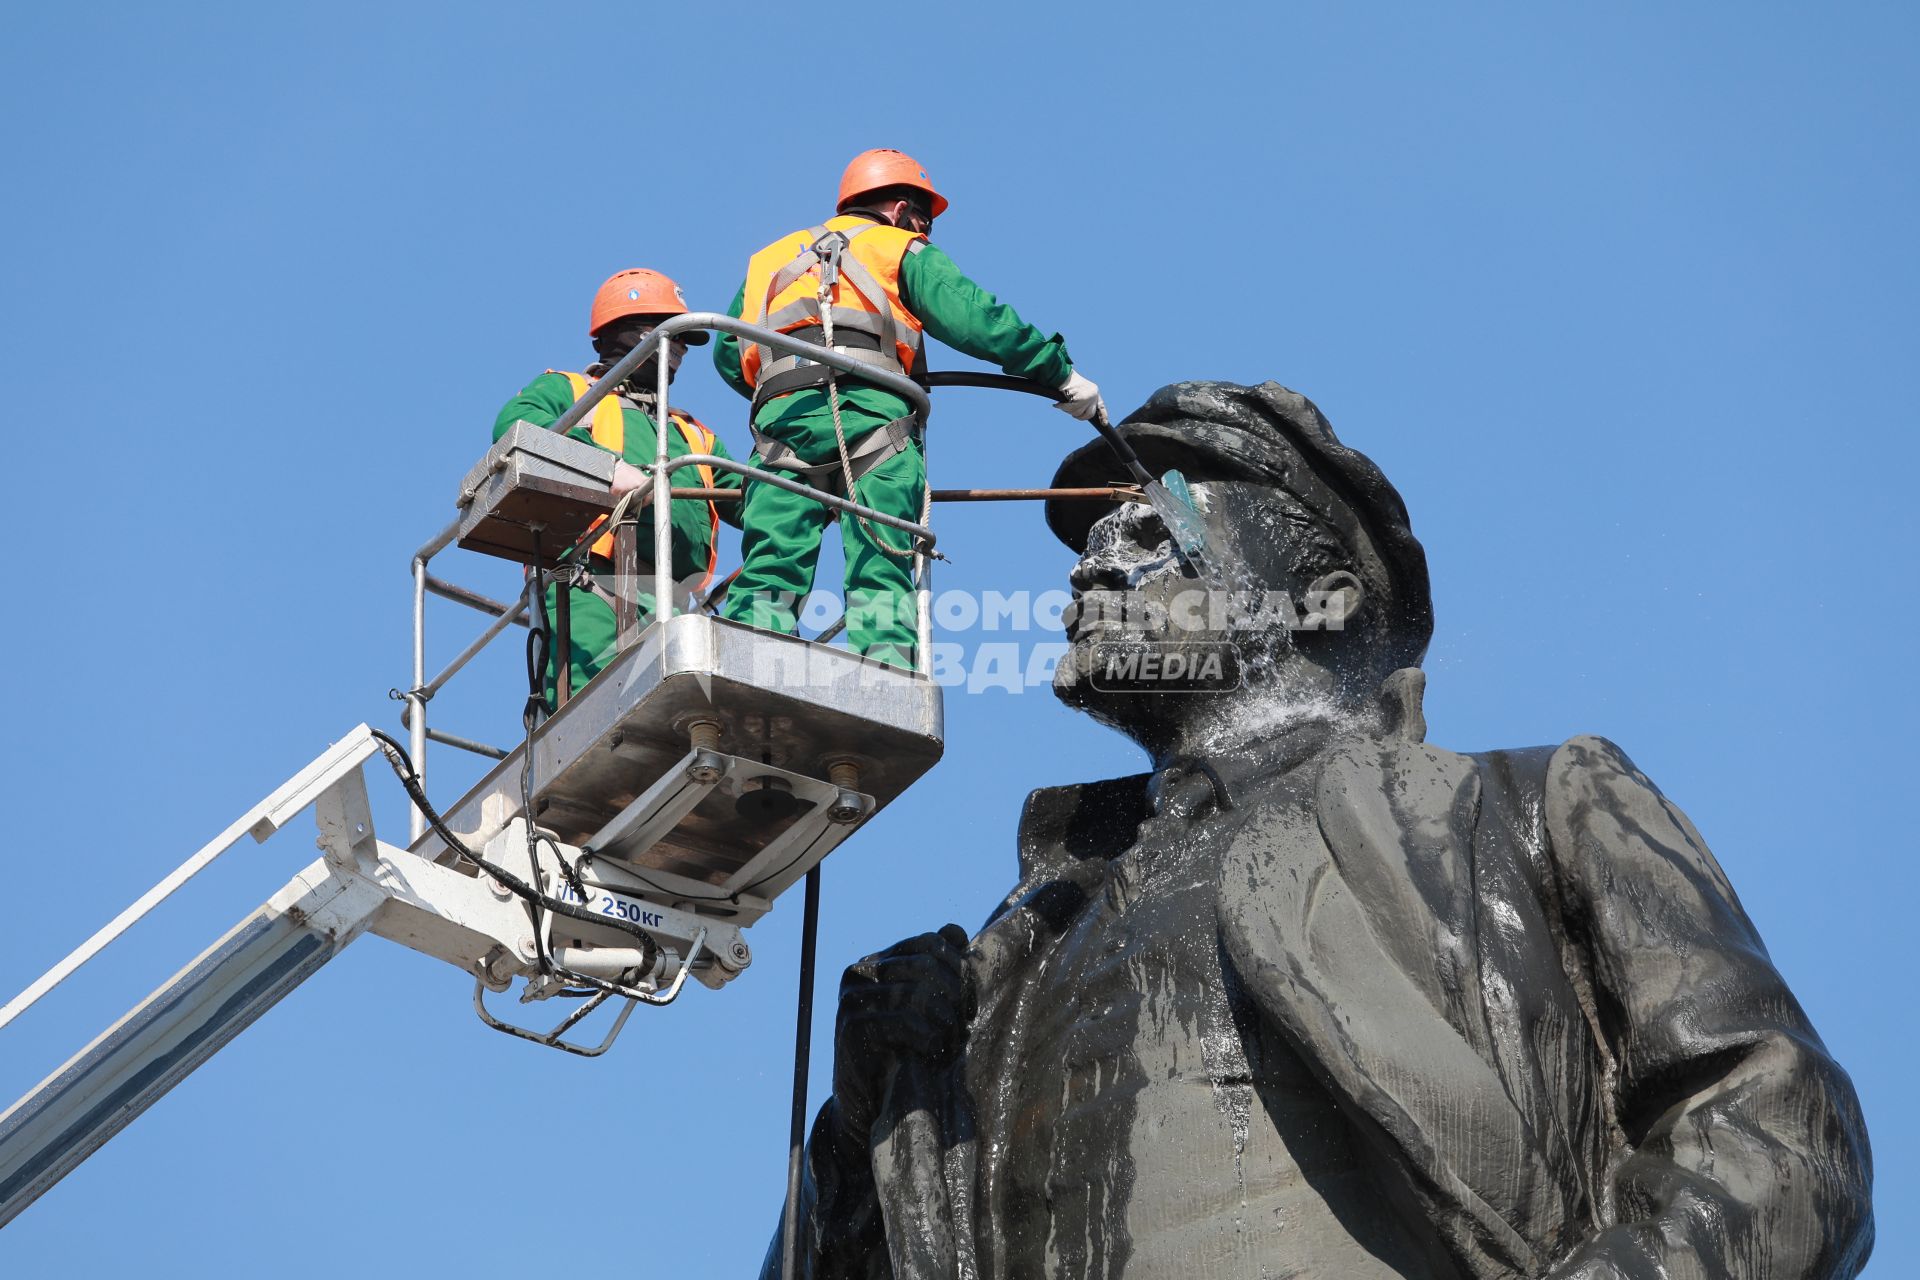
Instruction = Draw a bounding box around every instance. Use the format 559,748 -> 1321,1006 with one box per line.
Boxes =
672,413 -> 722,593
750,223 -> 832,379
764,299 -> 899,337
552,370 -> 718,578
831,244 -> 902,363
771,326 -> 886,355
573,558 -> 700,621
749,415 -> 921,496
754,347 -> 901,407
765,226 -> 831,297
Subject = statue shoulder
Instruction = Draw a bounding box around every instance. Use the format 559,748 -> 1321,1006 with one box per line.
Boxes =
1542,732 -> 1656,792
1014,774 -> 1151,876
980,774 -> 1151,931
1537,733 -> 1739,905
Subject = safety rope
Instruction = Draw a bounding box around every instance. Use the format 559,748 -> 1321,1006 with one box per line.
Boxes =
573,479 -> 673,623
604,477 -> 650,547
817,237 -> 927,563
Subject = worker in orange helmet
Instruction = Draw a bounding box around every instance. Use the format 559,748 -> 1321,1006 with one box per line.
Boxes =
713,148 -> 1103,670
494,268 -> 743,699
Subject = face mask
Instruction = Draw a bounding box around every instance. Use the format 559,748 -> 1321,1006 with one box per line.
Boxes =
621,340 -> 685,392
597,326 -> 684,391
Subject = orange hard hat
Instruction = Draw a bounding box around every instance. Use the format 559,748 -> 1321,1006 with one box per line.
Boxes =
837,148 -> 948,218
588,268 -> 705,342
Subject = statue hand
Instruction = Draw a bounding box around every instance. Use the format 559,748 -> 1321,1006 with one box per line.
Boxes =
830,923 -> 976,1146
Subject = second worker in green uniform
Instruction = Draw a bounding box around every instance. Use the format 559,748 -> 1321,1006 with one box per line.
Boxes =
495,268 -> 742,699
714,148 -> 1105,670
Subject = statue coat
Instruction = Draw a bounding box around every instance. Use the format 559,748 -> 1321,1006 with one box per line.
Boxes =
771,709 -> 1873,1280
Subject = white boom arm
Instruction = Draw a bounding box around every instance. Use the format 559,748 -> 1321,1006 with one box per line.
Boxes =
0,724 -> 746,1228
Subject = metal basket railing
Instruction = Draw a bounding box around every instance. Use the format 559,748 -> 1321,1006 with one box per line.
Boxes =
400,313 -> 940,839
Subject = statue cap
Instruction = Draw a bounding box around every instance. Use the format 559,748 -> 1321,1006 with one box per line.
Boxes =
1047,380 -> 1433,670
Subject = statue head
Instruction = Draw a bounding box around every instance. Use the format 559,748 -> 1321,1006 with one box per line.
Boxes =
1046,381 -> 1432,757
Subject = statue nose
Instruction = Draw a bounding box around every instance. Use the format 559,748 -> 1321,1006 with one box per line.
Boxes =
1069,556 -> 1108,593
1069,545 -> 1136,593
1086,499 -> 1172,557
1072,502 -> 1181,595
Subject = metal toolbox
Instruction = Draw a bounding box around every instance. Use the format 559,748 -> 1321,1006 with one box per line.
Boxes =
456,420 -> 618,566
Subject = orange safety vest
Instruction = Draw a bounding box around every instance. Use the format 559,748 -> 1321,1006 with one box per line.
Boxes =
740,215 -> 925,405
550,370 -> 721,589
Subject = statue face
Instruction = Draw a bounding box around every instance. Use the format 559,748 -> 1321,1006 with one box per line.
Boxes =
1053,477 -> 1364,745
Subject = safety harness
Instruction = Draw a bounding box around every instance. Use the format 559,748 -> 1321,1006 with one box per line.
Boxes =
748,414 -> 919,496
550,369 -> 722,590
746,226 -> 927,501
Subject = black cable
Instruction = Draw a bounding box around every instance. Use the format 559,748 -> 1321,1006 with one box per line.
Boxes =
780,865 -> 823,1280
519,548 -> 552,974
545,833 -> 591,905
576,838 -> 745,905
524,594 -> 552,725
579,860 -> 742,905
576,808 -> 832,908
367,728 -> 659,972
741,824 -> 834,899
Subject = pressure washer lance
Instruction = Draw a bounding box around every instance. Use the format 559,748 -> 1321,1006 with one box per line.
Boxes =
921,372 -> 1216,581
1086,405 -> 1216,581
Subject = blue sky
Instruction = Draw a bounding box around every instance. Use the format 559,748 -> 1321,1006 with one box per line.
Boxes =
1,3 -> 1913,1274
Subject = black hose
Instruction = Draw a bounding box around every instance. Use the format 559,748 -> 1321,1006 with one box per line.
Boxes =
925,370 -> 1154,486
923,370 -> 1066,402
525,567 -> 553,725
367,729 -> 659,972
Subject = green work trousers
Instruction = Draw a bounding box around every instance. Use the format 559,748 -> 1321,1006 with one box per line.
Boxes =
541,562 -> 657,704
722,441 -> 924,669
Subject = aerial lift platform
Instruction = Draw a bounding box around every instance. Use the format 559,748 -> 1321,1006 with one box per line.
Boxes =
0,314 -> 958,1229
0,310 -> 1140,1261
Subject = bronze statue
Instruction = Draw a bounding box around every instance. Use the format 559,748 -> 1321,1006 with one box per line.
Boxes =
768,382 -> 1874,1279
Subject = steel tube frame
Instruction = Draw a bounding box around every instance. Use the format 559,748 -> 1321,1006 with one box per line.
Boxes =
651,485 -> 1136,503
407,519 -> 463,839
654,318 -> 673,650
916,434 -> 934,676
412,519 -> 460,567
425,727 -> 508,761
407,312 -> 946,820
656,454 -> 935,542
425,573 -> 526,623
553,311 -> 930,439
649,458 -> 937,678
409,561 -> 428,839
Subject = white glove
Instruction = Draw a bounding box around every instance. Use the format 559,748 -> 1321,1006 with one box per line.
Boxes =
610,461 -> 655,503
1054,369 -> 1106,423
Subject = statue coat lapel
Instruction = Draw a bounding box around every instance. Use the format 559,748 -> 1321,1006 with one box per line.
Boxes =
1218,736 -> 1571,1277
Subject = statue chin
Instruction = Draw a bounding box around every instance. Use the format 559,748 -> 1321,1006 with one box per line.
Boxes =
1049,633 -> 1090,702
1049,634 -> 1125,723
1050,633 -> 1175,746
1054,623 -> 1388,759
